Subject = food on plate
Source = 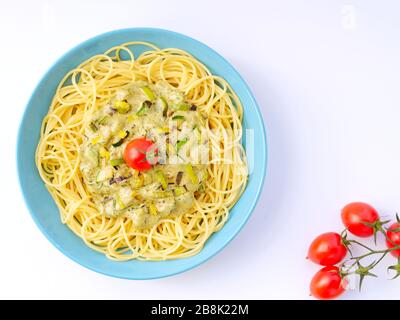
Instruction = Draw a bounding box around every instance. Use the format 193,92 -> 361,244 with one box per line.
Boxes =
79,81 -> 208,228
36,42 -> 248,261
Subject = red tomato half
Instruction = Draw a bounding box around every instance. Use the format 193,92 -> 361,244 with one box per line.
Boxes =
123,138 -> 157,171
308,232 -> 347,266
310,266 -> 346,300
341,202 -> 379,237
386,223 -> 400,257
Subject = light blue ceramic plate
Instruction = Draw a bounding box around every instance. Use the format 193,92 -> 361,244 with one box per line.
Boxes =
17,28 -> 267,279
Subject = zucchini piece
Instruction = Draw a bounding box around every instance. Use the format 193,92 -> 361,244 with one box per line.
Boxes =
172,115 -> 185,121
110,158 -> 125,166
141,86 -> 156,101
136,100 -> 152,116
114,100 -> 131,114
156,127 -> 169,134
115,193 -> 126,209
160,97 -> 168,117
99,147 -> 110,160
153,190 -> 174,198
171,103 -> 190,111
136,105 -> 146,116
184,164 -> 198,184
90,135 -> 102,145
117,130 -> 128,139
176,138 -> 188,151
97,115 -> 110,125
112,139 -> 124,147
112,130 -> 129,147
130,174 -> 144,188
167,143 -> 176,155
149,203 -> 158,216
172,115 -> 185,129
127,114 -> 138,122
174,186 -> 186,197
160,96 -> 168,108
142,172 -> 153,185
155,170 -> 168,190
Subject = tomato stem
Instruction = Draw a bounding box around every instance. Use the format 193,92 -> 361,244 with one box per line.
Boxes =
340,223 -> 400,290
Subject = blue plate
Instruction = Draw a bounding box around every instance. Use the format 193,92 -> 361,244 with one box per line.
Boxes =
17,28 -> 267,279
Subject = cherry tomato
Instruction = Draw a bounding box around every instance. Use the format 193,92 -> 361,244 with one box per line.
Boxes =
307,232 -> 347,266
341,202 -> 379,237
123,138 -> 157,171
386,223 -> 400,257
310,266 -> 346,300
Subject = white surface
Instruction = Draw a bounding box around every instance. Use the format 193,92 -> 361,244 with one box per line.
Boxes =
1,0 -> 400,299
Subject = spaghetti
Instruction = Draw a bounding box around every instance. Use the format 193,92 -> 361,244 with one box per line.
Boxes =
36,42 -> 248,261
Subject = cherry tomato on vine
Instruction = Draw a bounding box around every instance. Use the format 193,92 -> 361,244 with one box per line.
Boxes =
386,222 -> 400,257
341,202 -> 379,237
310,266 -> 346,300
307,232 -> 347,266
123,138 -> 157,171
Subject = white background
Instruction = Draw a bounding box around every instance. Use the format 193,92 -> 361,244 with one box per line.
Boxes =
1,0 -> 400,299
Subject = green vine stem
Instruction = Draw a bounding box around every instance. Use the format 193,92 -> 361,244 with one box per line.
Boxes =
339,221 -> 400,290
